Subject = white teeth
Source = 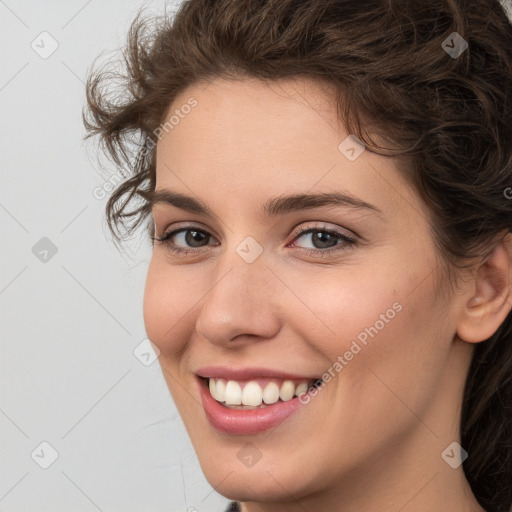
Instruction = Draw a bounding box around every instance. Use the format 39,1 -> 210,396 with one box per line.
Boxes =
279,380 -> 295,401
262,382 -> 280,404
295,382 -> 308,396
215,378 -> 226,400
209,378 -> 217,400
242,381 -> 263,406
224,380 -> 242,405
207,377 -> 313,407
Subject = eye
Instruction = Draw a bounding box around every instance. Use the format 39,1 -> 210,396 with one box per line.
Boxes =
288,223 -> 357,257
152,225 -> 217,255
152,222 -> 358,257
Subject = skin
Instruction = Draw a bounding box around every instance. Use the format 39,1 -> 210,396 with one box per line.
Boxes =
143,76 -> 512,512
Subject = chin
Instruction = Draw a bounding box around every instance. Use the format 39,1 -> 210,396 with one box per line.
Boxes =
202,463 -> 306,503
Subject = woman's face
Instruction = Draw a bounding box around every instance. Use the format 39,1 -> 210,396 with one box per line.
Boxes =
143,77 -> 471,504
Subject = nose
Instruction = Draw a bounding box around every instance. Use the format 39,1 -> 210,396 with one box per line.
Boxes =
195,248 -> 282,347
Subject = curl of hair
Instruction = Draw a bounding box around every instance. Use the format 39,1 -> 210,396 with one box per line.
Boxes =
83,1 -> 512,510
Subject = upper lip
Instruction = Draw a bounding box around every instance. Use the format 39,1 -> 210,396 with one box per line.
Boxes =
196,366 -> 318,381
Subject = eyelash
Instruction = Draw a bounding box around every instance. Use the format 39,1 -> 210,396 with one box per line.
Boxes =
151,223 -> 357,258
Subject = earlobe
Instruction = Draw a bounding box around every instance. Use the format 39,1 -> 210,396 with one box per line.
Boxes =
457,232 -> 512,343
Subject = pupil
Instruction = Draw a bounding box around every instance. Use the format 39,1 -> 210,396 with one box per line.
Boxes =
313,231 -> 336,249
186,230 -> 208,247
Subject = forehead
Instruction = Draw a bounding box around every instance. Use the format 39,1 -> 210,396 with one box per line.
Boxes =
156,77 -> 348,184
158,76 -> 341,155
179,75 -> 338,116
153,76 -> 424,225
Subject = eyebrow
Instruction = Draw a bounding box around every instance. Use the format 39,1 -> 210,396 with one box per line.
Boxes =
149,189 -> 383,218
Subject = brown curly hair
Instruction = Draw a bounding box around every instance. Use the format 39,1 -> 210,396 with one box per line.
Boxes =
83,1 -> 512,510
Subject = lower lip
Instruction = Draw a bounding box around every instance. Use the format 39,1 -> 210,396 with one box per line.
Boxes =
198,377 -> 305,435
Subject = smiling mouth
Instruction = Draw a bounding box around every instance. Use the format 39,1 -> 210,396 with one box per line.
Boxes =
199,376 -> 323,410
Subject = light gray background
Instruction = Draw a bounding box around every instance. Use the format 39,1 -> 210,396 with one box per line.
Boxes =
0,1 -> 229,511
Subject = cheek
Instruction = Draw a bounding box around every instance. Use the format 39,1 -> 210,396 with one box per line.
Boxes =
288,265 -> 404,353
142,258 -> 196,357
291,269 -> 450,460
297,262 -> 447,389
341,272 -> 449,415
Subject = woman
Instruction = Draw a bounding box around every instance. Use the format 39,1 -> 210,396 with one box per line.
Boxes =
83,0 -> 512,511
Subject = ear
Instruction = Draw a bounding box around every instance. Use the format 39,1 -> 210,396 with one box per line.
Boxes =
457,231 -> 512,343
